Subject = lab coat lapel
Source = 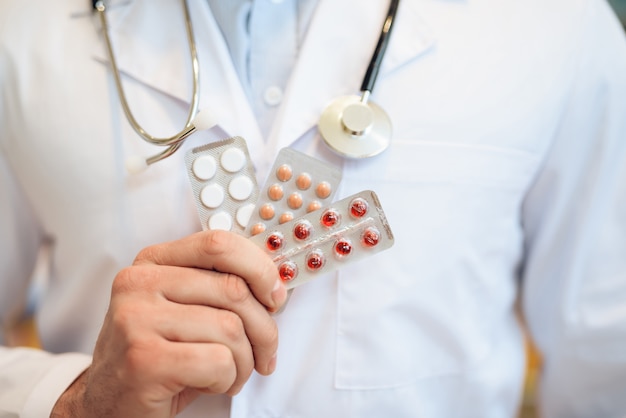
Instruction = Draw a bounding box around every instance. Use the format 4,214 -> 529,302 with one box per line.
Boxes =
90,0 -> 264,156
269,0 -> 436,152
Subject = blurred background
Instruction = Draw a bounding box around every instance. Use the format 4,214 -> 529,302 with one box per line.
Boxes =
516,5 -> 625,417
609,0 -> 626,26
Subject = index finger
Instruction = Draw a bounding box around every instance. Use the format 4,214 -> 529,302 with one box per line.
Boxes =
133,230 -> 287,311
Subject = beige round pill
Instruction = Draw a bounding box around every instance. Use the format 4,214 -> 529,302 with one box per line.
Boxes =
287,192 -> 303,210
295,173 -> 312,190
316,181 -> 332,199
259,203 -> 275,220
279,212 -> 294,224
250,223 -> 266,236
307,200 -> 321,213
267,184 -> 284,201
276,164 -> 293,182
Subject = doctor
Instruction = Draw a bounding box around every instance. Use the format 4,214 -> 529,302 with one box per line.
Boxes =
2,0 -> 626,417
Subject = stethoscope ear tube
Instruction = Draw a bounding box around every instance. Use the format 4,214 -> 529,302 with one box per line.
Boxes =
94,0 -> 202,170
319,0 -> 400,159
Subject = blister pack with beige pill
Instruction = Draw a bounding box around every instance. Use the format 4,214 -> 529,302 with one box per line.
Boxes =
185,136 -> 259,233
249,190 -> 395,289
246,147 -> 343,237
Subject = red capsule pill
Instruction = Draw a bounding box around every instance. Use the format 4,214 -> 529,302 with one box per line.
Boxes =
320,209 -> 340,228
293,220 -> 312,241
306,250 -> 325,270
361,227 -> 381,248
349,198 -> 369,218
266,232 -> 284,252
279,261 -> 298,282
334,239 -> 352,258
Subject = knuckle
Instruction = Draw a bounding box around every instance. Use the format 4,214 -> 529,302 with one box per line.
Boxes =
208,345 -> 236,393
111,267 -> 136,294
222,273 -> 251,305
112,266 -> 144,294
125,343 -> 147,371
108,301 -> 147,344
111,265 -> 157,295
133,244 -> 161,265
124,339 -> 159,378
218,310 -> 245,342
200,230 -> 233,257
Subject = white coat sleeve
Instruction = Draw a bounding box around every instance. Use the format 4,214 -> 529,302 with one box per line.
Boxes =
521,1 -> 626,417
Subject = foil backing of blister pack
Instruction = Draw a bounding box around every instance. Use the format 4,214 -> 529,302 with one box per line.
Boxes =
250,190 -> 394,289
185,136 -> 260,233
246,147 -> 343,237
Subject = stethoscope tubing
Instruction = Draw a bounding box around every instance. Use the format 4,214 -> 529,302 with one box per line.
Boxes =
93,0 -> 400,167
94,0 -> 199,159
360,0 -> 400,96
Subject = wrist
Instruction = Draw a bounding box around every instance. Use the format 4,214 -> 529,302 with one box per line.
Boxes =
50,368 -> 88,417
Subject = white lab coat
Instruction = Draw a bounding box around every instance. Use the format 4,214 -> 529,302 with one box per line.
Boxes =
1,0 -> 626,417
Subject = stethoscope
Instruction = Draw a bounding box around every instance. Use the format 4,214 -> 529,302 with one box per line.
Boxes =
93,0 -> 399,172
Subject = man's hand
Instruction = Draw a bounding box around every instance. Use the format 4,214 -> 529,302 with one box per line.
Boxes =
51,230 -> 287,418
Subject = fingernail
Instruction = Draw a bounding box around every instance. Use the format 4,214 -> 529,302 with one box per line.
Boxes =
271,278 -> 286,307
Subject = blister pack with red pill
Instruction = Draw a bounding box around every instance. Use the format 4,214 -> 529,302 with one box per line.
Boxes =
246,147 -> 343,237
185,136 -> 260,233
249,190 -> 394,289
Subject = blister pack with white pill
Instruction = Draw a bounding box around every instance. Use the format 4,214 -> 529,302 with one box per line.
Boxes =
250,190 -> 394,289
246,147 -> 343,237
185,136 -> 259,233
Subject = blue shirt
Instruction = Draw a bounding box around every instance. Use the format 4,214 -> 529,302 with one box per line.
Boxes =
207,0 -> 318,138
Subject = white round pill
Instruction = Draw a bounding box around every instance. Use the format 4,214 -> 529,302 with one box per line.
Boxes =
220,147 -> 246,172
192,155 -> 217,180
236,203 -> 255,228
200,183 -> 224,208
228,175 -> 254,201
208,212 -> 232,230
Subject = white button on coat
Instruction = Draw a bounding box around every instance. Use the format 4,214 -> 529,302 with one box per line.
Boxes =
263,86 -> 283,106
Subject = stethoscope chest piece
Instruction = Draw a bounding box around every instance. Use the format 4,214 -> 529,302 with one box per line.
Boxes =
319,95 -> 391,159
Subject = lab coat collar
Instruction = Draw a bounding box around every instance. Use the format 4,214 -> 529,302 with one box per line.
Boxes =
88,0 -> 435,153
269,0 -> 436,151
89,0 -> 263,153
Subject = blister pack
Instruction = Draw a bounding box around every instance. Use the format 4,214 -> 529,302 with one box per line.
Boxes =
249,190 -> 394,289
185,136 -> 259,233
246,147 -> 343,236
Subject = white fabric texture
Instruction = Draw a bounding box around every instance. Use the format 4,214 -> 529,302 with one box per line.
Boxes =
0,0 -> 625,417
